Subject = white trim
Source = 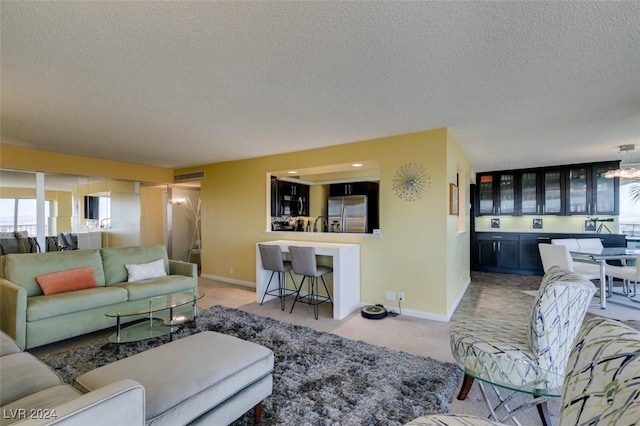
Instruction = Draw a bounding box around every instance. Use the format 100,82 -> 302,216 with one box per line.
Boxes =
359,301 -> 450,322
200,274 -> 256,289
202,273 -> 473,323
446,276 -> 472,320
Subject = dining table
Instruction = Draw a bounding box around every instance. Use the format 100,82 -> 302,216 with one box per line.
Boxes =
570,247 -> 640,309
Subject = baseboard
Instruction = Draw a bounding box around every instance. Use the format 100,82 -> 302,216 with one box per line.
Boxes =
202,274 -> 471,322
200,274 -> 256,289
360,301 -> 450,322
446,276 -> 472,321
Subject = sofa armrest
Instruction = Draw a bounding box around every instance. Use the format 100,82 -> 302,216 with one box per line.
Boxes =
16,379 -> 145,426
0,278 -> 27,350
169,259 -> 197,279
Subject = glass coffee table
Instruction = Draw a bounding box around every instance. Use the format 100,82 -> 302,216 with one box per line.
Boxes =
460,356 -> 563,426
105,292 -> 203,343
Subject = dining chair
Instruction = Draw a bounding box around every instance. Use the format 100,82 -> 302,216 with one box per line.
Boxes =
576,238 -> 603,250
258,244 -> 297,311
604,254 -> 639,301
288,246 -> 333,320
538,243 -> 601,281
550,238 -> 580,251
449,266 -> 596,426
406,317 -> 640,426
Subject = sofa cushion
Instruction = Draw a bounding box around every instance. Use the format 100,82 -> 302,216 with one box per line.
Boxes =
101,245 -> 169,286
0,385 -> 82,426
0,352 -> 63,406
26,286 -> 129,322
0,250 -> 106,297
115,275 -> 195,301
126,258 -> 167,282
76,331 -> 274,426
36,267 -> 98,296
0,332 -> 22,356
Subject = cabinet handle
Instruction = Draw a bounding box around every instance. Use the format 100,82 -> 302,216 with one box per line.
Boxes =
497,242 -> 501,251
492,236 -> 503,239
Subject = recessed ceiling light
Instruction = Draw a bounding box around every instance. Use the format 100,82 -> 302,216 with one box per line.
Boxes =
352,163 -> 363,168
288,171 -> 298,174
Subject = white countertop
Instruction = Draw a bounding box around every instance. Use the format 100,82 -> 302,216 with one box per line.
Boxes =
260,239 -> 359,249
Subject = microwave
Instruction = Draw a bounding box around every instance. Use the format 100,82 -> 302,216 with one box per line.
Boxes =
281,195 -> 307,216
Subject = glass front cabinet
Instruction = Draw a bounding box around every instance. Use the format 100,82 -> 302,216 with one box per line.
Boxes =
567,162 -> 619,215
477,172 -> 515,215
476,161 -> 618,216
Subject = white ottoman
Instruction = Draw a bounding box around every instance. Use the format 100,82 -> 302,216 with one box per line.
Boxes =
75,331 -> 274,426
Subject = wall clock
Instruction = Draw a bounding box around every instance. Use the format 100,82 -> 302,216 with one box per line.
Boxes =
392,163 -> 431,201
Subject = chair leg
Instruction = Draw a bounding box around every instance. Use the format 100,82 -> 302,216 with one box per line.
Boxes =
260,271 -> 277,305
320,276 -> 333,305
534,398 -> 552,426
278,271 -> 285,311
289,276 -> 306,314
457,373 -> 475,400
313,277 -> 321,320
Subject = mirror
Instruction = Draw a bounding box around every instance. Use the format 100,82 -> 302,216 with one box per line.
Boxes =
268,161 -> 380,234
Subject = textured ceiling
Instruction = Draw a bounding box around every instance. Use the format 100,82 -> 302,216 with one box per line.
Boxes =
1,1 -> 639,172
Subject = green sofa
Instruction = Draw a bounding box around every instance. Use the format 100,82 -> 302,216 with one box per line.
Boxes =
0,245 -> 197,349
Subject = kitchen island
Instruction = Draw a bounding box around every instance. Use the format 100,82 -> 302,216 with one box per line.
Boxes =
256,240 -> 360,320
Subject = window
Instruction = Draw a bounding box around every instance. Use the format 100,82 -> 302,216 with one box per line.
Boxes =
0,198 -> 51,236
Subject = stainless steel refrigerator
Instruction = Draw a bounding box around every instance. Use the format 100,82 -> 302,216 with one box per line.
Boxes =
328,195 -> 367,233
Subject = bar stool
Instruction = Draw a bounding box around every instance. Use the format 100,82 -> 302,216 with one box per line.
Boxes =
288,246 -> 333,320
258,244 -> 297,311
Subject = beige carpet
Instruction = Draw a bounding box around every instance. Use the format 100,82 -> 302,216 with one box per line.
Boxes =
30,271 -> 639,426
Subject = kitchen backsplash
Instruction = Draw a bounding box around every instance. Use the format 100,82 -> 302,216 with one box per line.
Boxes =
475,215 -> 619,234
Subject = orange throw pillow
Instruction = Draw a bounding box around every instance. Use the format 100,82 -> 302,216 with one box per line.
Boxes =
36,267 -> 98,295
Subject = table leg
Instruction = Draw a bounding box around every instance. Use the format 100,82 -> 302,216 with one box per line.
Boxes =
116,315 -> 121,343
599,259 -> 606,309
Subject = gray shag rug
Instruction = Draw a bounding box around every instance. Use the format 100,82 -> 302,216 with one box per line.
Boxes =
37,305 -> 462,425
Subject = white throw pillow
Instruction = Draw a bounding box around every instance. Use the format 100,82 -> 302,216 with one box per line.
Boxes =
125,258 -> 167,282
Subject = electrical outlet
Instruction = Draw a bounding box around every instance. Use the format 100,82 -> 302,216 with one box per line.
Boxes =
386,291 -> 395,301
398,292 -> 405,302
229,267 -> 234,275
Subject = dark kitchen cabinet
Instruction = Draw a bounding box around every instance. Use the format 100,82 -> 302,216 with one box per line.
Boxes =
270,177 -> 279,217
567,162 -> 619,215
518,234 -> 551,272
476,233 -> 519,272
476,161 -> 618,217
277,180 -> 309,217
519,168 -> 565,215
473,232 -> 627,275
329,182 -> 373,197
477,172 -> 516,215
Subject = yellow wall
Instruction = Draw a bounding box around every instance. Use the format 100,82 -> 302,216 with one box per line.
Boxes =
0,145 -> 173,184
2,130 -> 472,318
1,145 -> 173,245
140,186 -> 166,246
445,129 -> 472,316
178,128 -> 472,318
